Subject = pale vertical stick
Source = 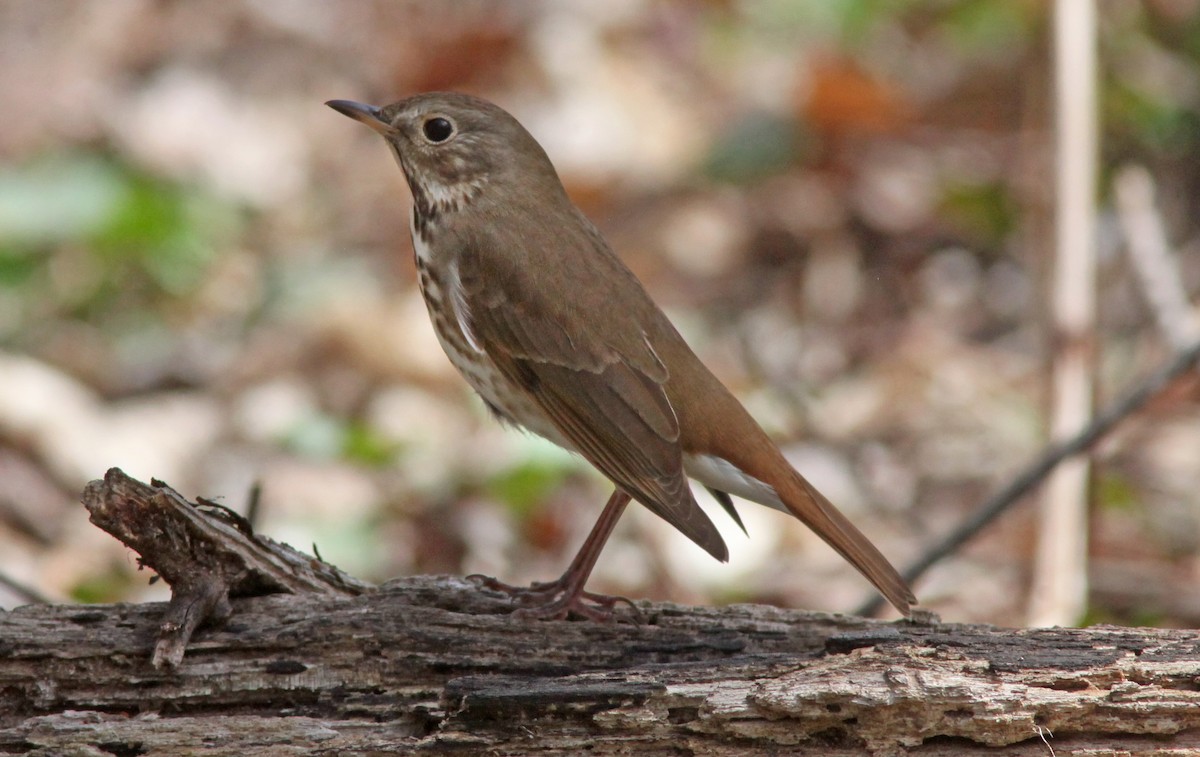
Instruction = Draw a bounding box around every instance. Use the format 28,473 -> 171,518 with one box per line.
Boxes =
1114,164 -> 1199,349
1028,0 -> 1099,627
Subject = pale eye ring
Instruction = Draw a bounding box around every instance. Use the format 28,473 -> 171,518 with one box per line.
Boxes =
423,117 -> 454,143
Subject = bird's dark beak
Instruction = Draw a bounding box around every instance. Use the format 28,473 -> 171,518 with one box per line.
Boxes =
326,99 -> 390,135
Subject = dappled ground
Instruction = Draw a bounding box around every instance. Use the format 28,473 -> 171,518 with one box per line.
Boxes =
2,1 -> 1200,626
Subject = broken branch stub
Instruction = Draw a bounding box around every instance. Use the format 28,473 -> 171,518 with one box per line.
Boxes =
81,467 -> 372,668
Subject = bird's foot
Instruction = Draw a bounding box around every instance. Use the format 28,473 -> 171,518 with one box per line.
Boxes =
466,573 -> 642,623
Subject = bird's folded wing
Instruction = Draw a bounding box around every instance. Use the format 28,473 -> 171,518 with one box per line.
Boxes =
459,253 -> 727,560
491,326 -> 727,561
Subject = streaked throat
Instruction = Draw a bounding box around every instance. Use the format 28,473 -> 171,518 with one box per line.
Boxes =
388,143 -> 485,247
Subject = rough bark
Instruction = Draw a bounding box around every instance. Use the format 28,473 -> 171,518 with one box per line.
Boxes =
0,469 -> 1197,756
80,468 -> 370,669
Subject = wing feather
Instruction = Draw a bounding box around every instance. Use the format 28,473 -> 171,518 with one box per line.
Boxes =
456,229 -> 727,561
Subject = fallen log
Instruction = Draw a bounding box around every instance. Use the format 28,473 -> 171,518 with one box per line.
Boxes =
0,469 -> 1196,756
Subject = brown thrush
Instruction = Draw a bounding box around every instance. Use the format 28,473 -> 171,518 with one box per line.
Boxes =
328,93 -> 916,620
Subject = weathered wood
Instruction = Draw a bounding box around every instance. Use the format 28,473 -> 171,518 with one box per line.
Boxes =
2,469 -> 1198,755
2,576 -> 1200,755
81,468 -> 370,669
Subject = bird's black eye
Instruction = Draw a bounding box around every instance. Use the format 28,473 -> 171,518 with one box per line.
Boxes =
423,117 -> 454,143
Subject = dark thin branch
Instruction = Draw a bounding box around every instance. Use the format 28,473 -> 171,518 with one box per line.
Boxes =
0,570 -> 49,606
858,338 -> 1200,617
245,480 -> 263,531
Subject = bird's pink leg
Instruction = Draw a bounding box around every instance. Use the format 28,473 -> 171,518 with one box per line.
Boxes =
470,489 -> 639,622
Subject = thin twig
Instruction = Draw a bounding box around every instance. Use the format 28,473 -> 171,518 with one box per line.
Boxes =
245,480 -> 263,531
1114,164 -> 1198,349
0,570 -> 50,605
857,338 -> 1200,617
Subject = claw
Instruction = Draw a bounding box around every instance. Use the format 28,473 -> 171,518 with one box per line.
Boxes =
467,573 -> 642,623
464,490 -> 638,623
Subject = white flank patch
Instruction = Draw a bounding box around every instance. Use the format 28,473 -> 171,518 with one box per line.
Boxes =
683,453 -> 786,513
447,260 -> 482,353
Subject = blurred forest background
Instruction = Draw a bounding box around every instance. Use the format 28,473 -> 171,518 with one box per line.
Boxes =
2,0 -> 1200,627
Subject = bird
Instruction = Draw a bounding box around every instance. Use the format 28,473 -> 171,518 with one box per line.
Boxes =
327,92 -> 915,620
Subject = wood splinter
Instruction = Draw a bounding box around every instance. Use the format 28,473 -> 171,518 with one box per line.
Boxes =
80,467 -> 372,669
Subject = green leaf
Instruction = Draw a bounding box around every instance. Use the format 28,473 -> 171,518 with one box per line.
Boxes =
487,459 -> 575,516
0,156 -> 126,247
341,421 -> 405,468
704,112 -> 806,184
941,181 -> 1017,248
